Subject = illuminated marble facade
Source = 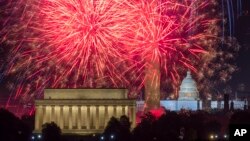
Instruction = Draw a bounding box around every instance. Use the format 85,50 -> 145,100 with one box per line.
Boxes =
34,89 -> 136,134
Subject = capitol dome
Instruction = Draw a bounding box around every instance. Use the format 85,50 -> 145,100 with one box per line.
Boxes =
178,71 -> 199,100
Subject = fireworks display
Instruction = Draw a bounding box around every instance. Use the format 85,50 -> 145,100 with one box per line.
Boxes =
0,0 -> 238,115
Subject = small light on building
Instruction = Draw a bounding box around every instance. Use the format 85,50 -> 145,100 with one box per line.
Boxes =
110,134 -> 115,139
224,134 -> 227,138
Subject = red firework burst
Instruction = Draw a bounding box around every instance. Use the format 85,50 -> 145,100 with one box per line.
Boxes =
0,0 -> 221,114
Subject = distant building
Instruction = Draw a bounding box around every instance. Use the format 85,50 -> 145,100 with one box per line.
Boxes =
178,71 -> 199,100
137,71 -> 247,112
34,89 -> 136,134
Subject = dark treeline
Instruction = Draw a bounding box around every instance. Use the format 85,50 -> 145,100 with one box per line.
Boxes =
0,108 -> 34,141
1,108 -> 250,141
102,110 -> 250,141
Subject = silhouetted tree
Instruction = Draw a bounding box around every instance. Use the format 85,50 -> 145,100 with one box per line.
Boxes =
41,122 -> 61,141
103,117 -> 121,141
184,111 -> 208,140
21,114 -> 35,130
103,116 -> 132,141
230,111 -> 250,124
0,108 -> 31,141
132,112 -> 157,141
155,111 -> 181,141
131,110 -> 250,141
119,115 -> 131,141
21,114 -> 35,139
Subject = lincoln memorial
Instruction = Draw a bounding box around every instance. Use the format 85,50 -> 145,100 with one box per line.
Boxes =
34,89 -> 136,134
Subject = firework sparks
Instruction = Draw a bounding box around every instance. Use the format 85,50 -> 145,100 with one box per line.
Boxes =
0,0 -> 230,114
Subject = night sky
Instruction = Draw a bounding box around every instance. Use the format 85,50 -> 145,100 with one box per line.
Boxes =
230,0 -> 250,92
0,0 -> 250,101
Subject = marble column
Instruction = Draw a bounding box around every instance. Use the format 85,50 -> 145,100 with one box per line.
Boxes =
77,106 -> 82,130
113,106 -> 117,118
95,106 -> 99,129
116,106 -> 122,118
59,106 -> 64,129
90,106 -> 95,129
63,106 -> 68,129
81,106 -> 86,129
42,106 -> 47,124
100,106 -> 105,128
125,106 -> 128,117
68,106 -> 73,129
129,106 -> 136,127
122,106 -> 125,116
72,106 -> 77,129
46,106 -> 52,123
104,105 -> 109,127
86,106 -> 90,129
132,106 -> 136,127
51,105 -> 55,123
35,105 -> 43,130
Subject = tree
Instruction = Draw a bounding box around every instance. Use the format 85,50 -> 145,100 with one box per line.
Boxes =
119,115 -> 131,141
103,116 -> 132,141
132,112 -> 156,141
41,122 -> 61,141
0,108 -> 31,141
